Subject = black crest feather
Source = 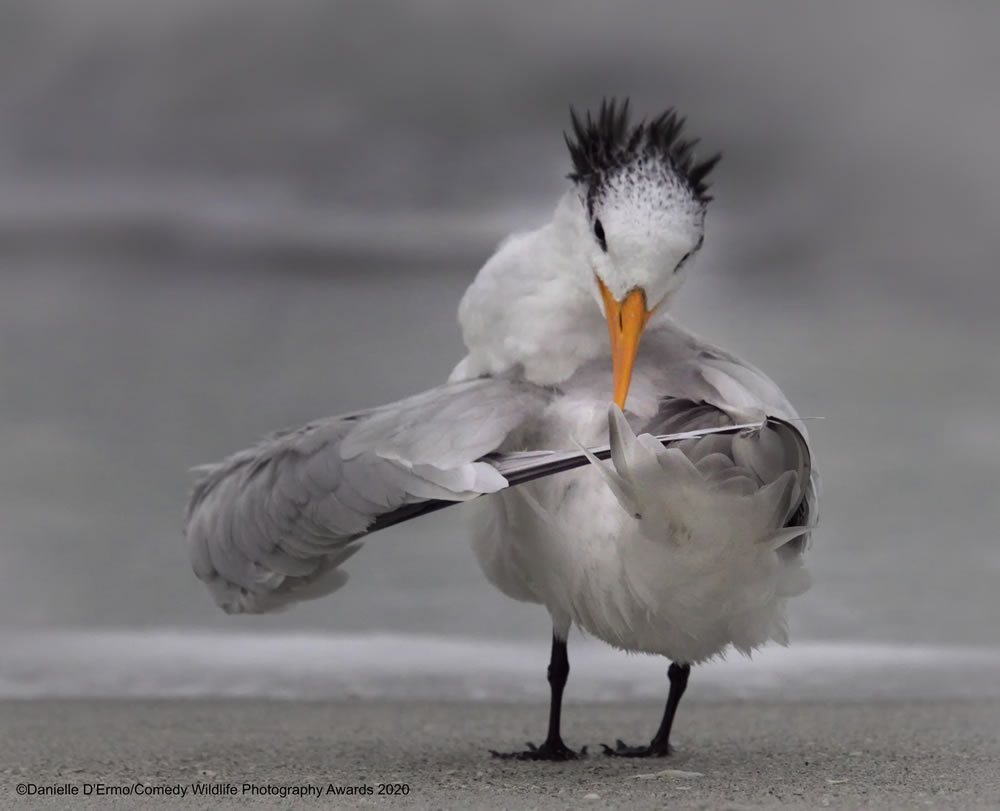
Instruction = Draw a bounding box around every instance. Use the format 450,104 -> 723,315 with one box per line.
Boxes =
564,98 -> 721,204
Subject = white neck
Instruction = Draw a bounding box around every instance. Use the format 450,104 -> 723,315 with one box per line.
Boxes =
452,194 -> 617,386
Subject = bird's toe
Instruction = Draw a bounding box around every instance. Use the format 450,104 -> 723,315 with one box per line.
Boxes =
600,738 -> 673,758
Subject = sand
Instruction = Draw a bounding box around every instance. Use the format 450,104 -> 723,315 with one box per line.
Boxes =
2,699 -> 998,810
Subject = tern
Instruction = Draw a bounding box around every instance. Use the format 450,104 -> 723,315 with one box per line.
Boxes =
185,99 -> 818,760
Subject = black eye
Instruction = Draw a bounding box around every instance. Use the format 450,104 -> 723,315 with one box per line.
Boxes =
593,219 -> 607,252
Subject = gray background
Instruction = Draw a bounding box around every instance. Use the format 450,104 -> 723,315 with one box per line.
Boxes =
1,0 -> 998,651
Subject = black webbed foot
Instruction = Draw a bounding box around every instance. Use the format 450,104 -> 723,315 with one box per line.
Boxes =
490,740 -> 588,761
600,738 -> 673,758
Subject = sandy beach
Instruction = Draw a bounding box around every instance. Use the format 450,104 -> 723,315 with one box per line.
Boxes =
2,699 -> 997,810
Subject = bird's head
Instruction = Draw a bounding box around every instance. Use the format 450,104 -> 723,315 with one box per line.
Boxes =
565,99 -> 720,408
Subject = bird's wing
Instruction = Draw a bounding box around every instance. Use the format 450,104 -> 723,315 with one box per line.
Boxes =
627,326 -> 820,551
185,377 -> 550,614
639,396 -> 817,554
185,371 -> 770,616
576,405 -> 816,651
640,324 -> 807,427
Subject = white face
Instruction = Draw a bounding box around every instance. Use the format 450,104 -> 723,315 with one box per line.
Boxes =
579,161 -> 706,314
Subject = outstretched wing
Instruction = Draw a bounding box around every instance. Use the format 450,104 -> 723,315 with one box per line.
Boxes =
185,377 -> 550,614
185,372 -> 776,616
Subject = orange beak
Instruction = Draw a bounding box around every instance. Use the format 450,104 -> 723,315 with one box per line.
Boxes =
597,277 -> 653,409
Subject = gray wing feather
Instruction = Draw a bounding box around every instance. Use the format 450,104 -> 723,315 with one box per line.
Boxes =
641,397 -> 818,554
185,377 -> 549,614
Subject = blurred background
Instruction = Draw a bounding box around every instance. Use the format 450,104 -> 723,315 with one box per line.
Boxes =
1,0 -> 998,698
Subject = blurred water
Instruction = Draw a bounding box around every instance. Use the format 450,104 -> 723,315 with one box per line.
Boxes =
1,0 -> 999,692
5,631 -> 1000,701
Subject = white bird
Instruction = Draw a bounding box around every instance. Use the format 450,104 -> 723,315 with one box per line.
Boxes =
185,99 -> 818,760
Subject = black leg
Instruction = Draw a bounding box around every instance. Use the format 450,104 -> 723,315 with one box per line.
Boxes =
603,662 -> 690,758
491,633 -> 586,761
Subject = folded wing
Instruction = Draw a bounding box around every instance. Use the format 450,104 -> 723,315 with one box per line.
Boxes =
640,397 -> 818,556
